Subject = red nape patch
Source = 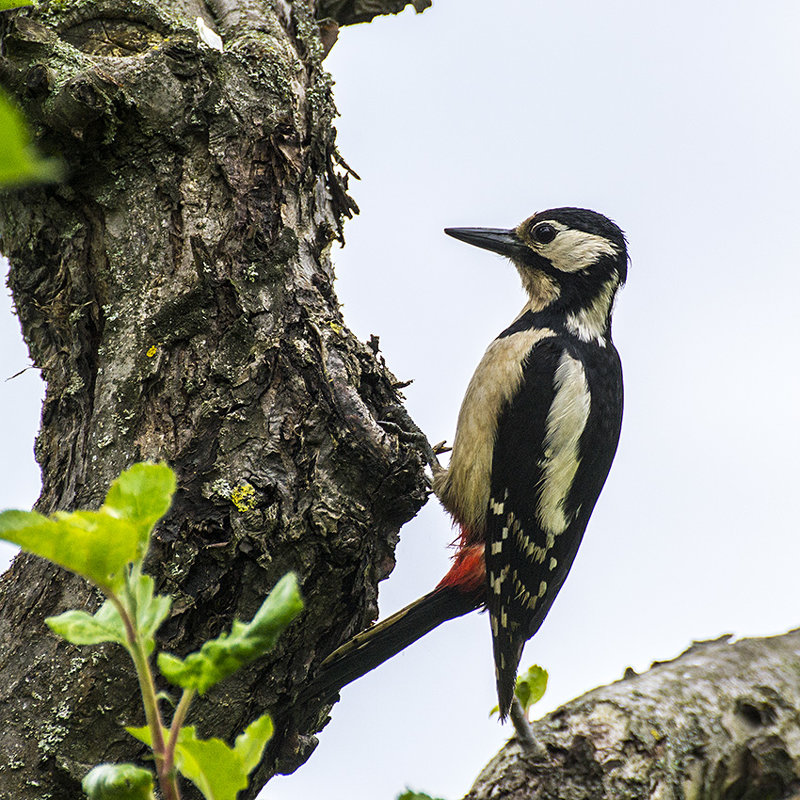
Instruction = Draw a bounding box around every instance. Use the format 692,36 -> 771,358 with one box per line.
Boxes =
436,544 -> 486,595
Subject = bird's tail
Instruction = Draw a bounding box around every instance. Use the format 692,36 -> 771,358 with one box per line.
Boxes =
303,585 -> 482,701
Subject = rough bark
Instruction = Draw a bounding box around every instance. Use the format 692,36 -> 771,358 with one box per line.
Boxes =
0,1 -> 433,797
467,630 -> 800,800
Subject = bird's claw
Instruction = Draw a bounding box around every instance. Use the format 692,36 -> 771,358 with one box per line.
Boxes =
378,405 -> 442,472
427,440 -> 449,480
431,440 -> 452,456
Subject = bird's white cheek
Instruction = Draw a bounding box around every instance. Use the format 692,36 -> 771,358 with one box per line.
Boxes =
543,229 -> 619,273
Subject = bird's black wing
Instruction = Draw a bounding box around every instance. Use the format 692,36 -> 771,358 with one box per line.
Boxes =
485,335 -> 623,716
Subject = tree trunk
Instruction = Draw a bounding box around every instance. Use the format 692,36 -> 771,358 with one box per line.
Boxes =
0,1 -> 430,796
467,630 -> 800,800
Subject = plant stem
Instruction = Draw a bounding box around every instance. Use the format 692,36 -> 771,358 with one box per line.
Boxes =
109,591 -> 181,800
164,688 -> 195,777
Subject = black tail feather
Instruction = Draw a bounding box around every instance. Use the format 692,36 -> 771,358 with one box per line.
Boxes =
303,586 -> 481,702
493,630 -> 525,720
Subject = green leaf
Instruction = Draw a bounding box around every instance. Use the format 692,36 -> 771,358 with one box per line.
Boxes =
396,791 -> 446,800
0,463 -> 176,593
46,601 -> 127,647
126,569 -> 172,654
234,714 -> 273,775
46,572 -> 171,652
126,724 -> 153,746
169,727 -> 247,800
82,763 -> 155,800
158,572 -> 302,693
515,664 -> 548,713
102,462 -> 176,559
490,664 -> 548,717
0,509 -> 139,592
127,715 -> 273,800
0,91 -> 61,187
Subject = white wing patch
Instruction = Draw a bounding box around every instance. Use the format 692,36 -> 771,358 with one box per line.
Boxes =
536,351 -> 591,536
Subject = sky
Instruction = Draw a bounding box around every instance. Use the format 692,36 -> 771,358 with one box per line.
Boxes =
2,1 -> 800,799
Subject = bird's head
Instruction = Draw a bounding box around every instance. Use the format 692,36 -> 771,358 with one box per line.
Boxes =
445,208 -> 627,340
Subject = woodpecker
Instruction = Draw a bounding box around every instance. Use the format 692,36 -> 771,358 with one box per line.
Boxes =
309,208 -> 627,720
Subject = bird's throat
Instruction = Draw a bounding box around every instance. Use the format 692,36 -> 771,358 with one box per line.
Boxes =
517,268 -> 560,316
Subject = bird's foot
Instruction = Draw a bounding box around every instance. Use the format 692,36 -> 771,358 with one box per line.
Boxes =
428,440 -> 451,480
378,404 -> 443,473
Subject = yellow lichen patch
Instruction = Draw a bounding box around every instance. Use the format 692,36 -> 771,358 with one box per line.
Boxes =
231,482 -> 256,512
146,344 -> 159,358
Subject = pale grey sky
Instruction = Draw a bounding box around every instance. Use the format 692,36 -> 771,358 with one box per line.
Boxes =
2,2 -> 800,799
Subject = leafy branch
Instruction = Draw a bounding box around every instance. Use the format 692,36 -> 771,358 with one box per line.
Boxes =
0,463 -> 303,800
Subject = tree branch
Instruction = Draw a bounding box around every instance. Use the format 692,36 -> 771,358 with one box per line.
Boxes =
467,630 -> 800,800
316,0 -> 431,27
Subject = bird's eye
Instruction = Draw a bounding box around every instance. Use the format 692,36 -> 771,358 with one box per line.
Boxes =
531,223 -> 557,244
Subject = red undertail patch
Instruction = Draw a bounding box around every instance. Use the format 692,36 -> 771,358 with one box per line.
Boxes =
437,543 -> 486,596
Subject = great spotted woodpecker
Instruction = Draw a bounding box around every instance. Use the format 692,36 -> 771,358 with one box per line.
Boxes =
310,208 -> 627,720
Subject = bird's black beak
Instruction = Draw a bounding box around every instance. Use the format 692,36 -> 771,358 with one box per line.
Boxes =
444,227 -> 526,259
